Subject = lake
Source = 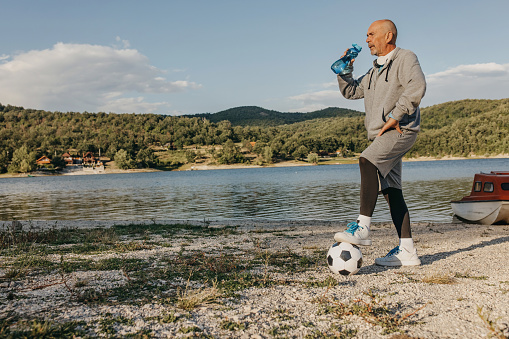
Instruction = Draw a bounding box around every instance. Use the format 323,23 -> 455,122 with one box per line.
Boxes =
1,158 -> 508,223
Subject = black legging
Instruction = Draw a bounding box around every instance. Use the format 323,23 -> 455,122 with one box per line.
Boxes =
359,156 -> 411,238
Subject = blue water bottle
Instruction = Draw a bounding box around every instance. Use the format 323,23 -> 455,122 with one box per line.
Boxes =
331,44 -> 362,74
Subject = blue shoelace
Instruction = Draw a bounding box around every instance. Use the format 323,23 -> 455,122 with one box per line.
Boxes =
345,222 -> 360,235
386,246 -> 401,257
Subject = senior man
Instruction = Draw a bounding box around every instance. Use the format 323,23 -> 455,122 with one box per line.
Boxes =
334,19 -> 426,266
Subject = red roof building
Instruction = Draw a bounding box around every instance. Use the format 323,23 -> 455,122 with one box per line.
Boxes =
36,156 -> 51,166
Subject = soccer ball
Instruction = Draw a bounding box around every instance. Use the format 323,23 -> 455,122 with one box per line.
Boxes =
327,242 -> 363,276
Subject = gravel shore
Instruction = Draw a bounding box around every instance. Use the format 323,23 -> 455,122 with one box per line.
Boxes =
1,220 -> 508,338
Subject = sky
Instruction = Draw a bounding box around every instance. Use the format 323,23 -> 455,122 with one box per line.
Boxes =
0,0 -> 508,116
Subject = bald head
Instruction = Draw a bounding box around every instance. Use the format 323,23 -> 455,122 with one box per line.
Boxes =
378,20 -> 397,43
366,19 -> 398,56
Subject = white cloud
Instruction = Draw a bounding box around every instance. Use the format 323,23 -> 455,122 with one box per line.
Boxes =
115,36 -> 131,49
290,89 -> 338,102
288,90 -> 339,112
98,97 -> 169,114
422,62 -> 509,106
288,62 -> 509,112
427,63 -> 508,81
0,42 -> 202,113
288,81 -> 364,112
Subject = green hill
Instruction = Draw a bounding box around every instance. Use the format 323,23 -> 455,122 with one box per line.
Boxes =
411,98 -> 509,157
0,98 -> 508,173
420,98 -> 509,130
186,106 -> 363,127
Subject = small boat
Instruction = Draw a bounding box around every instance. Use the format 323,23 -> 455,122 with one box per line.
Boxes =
451,171 -> 509,225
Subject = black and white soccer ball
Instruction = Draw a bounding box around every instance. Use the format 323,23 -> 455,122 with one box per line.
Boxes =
327,242 -> 363,276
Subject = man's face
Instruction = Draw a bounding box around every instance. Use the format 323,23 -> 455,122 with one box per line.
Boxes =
365,22 -> 388,56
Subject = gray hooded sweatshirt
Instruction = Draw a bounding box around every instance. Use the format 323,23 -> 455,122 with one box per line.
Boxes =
337,47 -> 426,140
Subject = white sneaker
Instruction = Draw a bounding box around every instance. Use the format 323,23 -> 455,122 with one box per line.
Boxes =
334,222 -> 372,246
375,246 -> 421,266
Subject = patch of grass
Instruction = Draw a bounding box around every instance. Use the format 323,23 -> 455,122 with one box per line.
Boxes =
220,271 -> 274,296
0,226 -> 118,251
220,319 -> 247,331
97,257 -> 149,271
393,272 -> 420,284
114,241 -> 155,252
421,274 -> 457,284
59,258 -> 94,273
268,324 -> 293,337
3,268 -> 26,281
0,314 -> 87,338
254,247 -> 321,273
249,228 -> 285,234
477,306 -> 508,339
98,315 -> 134,336
125,328 -> 153,338
176,280 -> 223,310
161,249 -> 248,284
112,223 -> 239,238
158,311 -> 181,324
157,249 -> 277,297
1,223 -> 237,257
179,325 -> 202,333
304,326 -> 357,339
2,253 -> 58,278
75,288 -> 109,303
60,257 -> 149,273
306,275 -> 339,288
454,272 -> 488,280
2,226 -> 292,309
302,321 -> 315,328
56,243 -> 113,255
152,247 -> 295,299
273,308 -> 293,321
74,279 -> 89,288
315,290 -> 427,335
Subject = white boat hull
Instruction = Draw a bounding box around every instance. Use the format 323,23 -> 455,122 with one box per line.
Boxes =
451,200 -> 509,225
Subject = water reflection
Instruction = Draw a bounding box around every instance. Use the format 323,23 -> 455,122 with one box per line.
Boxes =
0,158 -> 507,222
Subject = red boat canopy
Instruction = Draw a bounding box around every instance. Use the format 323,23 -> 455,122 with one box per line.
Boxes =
460,171 -> 509,202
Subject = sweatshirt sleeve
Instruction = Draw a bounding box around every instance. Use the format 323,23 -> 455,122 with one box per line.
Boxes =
336,72 -> 366,100
391,52 -> 426,121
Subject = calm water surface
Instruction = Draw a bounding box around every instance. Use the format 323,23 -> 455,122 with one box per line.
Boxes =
1,158 -> 508,223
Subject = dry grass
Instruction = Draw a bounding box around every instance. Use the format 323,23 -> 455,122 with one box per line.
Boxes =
314,290 -> 428,335
477,306 -> 509,339
421,274 -> 457,285
176,279 -> 223,311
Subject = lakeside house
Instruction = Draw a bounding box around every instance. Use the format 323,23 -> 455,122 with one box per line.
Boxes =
83,152 -> 96,165
63,152 -> 87,165
63,152 -> 76,165
36,156 -> 51,166
38,152 -> 104,168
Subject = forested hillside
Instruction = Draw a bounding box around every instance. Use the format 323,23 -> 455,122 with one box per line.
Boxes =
186,106 -> 363,126
0,98 -> 507,173
409,99 -> 509,157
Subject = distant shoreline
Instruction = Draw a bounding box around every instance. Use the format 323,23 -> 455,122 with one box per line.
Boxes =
0,154 -> 508,179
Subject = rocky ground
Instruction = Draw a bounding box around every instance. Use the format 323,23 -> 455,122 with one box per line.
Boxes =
1,219 -> 508,338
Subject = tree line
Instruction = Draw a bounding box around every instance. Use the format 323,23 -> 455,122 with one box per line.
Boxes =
0,98 -> 508,173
